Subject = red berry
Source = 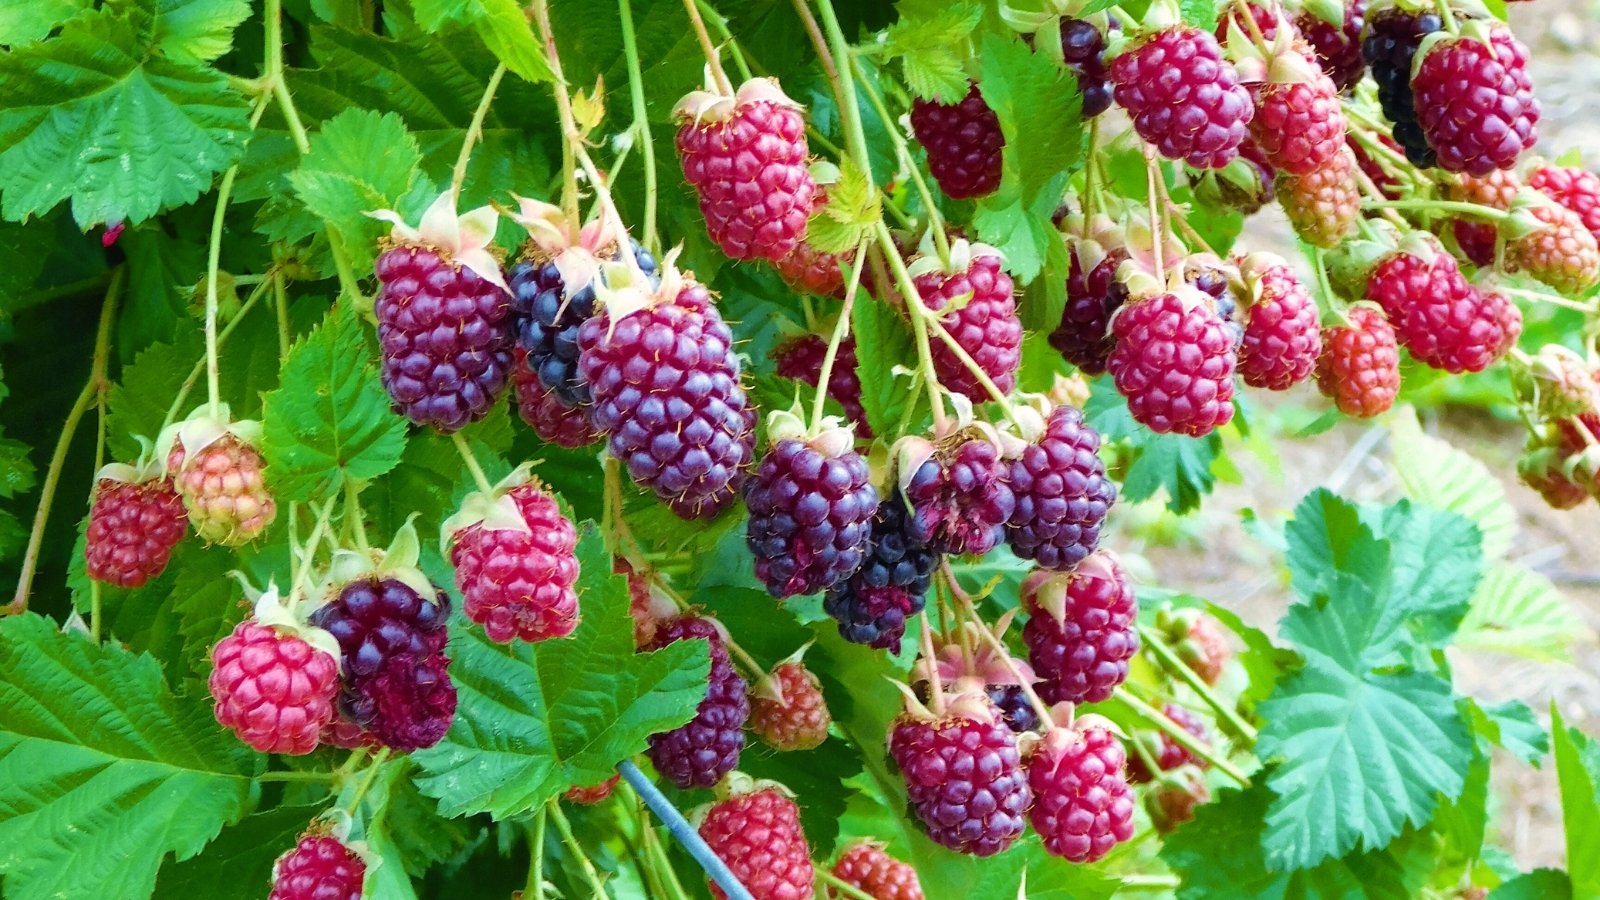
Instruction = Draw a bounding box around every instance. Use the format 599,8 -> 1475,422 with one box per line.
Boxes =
1250,56 -> 1347,176
1022,552 -> 1138,705
1297,0 -> 1368,92
565,775 -> 620,805
1448,169 -> 1519,267
904,436 -> 1015,556
1004,404 -> 1116,571
168,433 -> 277,546
210,620 -> 339,755
824,495 -> 937,652
1508,203 -> 1600,295
676,79 -> 817,261
911,249 -> 1021,402
269,834 -> 365,900
84,473 -> 186,588
578,278 -> 756,519
1027,722 -> 1136,863
643,615 -> 749,788
829,841 -> 924,900
751,661 -> 832,751
1214,1 -> 1281,45
774,237 -> 851,299
744,432 -> 878,598
1175,612 -> 1232,686
888,706 -> 1031,856
1050,244 -> 1128,375
1366,242 -> 1515,373
1316,306 -> 1400,417
1111,26 -> 1255,168
1107,290 -> 1237,437
1237,257 -> 1322,390
1519,432 -> 1594,509
772,334 -> 872,438
512,360 -> 602,448
449,480 -> 581,643
909,83 -> 1004,200
1529,165 -> 1600,242
1362,9 -> 1442,167
1276,146 -> 1360,248
1411,26 -> 1539,176
1147,767 -> 1212,832
1126,704 -> 1210,782
698,785 -> 814,900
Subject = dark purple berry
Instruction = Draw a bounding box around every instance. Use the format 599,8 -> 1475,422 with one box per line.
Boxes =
1022,553 -> 1138,704
1362,9 -> 1441,167
824,495 -> 938,652
1005,405 -> 1115,571
905,438 -> 1015,556
889,708 -> 1032,856
744,434 -> 879,598
642,615 -> 749,788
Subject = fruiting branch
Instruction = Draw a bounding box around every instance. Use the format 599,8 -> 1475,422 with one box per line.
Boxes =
1115,688 -> 1252,786
1136,623 -> 1258,742
451,62 -> 508,196
545,799 -> 610,898
810,239 -> 870,431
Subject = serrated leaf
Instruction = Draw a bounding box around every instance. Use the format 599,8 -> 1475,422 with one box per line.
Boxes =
1389,407 -> 1516,560
807,158 -> 880,255
1553,704 -> 1600,898
155,804 -> 323,900
0,614 -> 253,900
261,304 -> 409,502
850,297 -> 917,436
0,0 -> 87,46
1466,697 -> 1547,766
884,3 -> 983,103
411,0 -> 554,84
1455,562 -> 1587,663
412,524 -> 710,819
0,6 -> 249,226
289,109 -> 423,281
154,0 -> 252,64
1086,381 -> 1219,514
1180,0 -> 1221,30
106,331 -> 204,461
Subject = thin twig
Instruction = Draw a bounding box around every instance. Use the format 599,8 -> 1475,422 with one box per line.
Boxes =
451,432 -> 494,493
1136,623 -> 1258,742
547,799 -> 610,898
451,63 -> 507,195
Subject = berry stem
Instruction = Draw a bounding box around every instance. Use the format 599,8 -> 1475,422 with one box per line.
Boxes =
450,62 -> 507,197
693,0 -> 756,82
1121,874 -> 1182,890
852,55 -> 952,267
876,222 -> 951,430
680,0 -> 735,94
1308,247 -> 1338,314
917,611 -> 947,712
1230,0 -> 1271,50
617,0 -> 659,257
623,779 -> 695,900
451,432 -> 495,494
1137,623 -> 1260,742
1141,147 -> 1170,277
940,564 -> 1056,727
810,238 -> 870,432
272,270 -> 292,359
814,867 -> 878,900
1082,118 -> 1104,224
526,809 -> 548,900
921,313 -> 1027,427
342,748 -> 392,816
291,496 -> 339,601
344,478 -> 371,553
789,0 -> 839,88
546,800 -> 610,898
1360,199 -> 1513,222
8,267 -> 123,618
161,278 -> 274,433
1115,688 -> 1251,786
1494,285 -> 1599,315
617,759 -> 758,900
256,769 -> 336,784
1128,728 -> 1165,778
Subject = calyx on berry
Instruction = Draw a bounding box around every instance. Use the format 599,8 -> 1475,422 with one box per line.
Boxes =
913,617 -> 1039,696
507,196 -> 645,298
906,236 -> 1004,295
232,575 -> 343,665
1026,551 -> 1124,625
672,76 -> 803,124
156,403 -> 264,476
439,462 -> 543,551
592,247 -> 691,330
763,405 -> 857,462
365,189 -> 508,294
316,516 -> 439,613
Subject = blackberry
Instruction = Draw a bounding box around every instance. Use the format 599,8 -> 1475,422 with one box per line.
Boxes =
772,334 -> 872,438
744,425 -> 879,598
910,83 -> 1004,200
889,704 -> 1032,856
910,245 -> 1022,402
1107,290 -> 1238,436
1298,0 -> 1368,93
642,615 -> 749,788
84,468 -> 187,588
1022,552 -> 1138,704
823,495 -> 938,652
904,436 -> 1015,556
988,684 -> 1041,733
1111,26 -> 1255,168
697,785 -> 814,900
1049,244 -> 1128,375
1061,18 -> 1115,118
269,834 -> 366,900
1005,404 -> 1115,571
1028,723 -> 1136,862
447,476 -> 581,643
1412,25 -> 1539,176
1362,9 -> 1441,167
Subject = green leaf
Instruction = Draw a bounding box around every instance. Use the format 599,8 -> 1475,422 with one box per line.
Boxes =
261,304 -> 409,503
1388,407 -> 1517,560
155,804 -> 324,900
807,158 -> 880,255
1180,0 -> 1221,31
1455,563 -> 1588,663
154,0 -> 252,64
0,0 -> 86,47
1490,870 -> 1573,900
883,2 -> 983,103
0,614 -> 253,900
1466,697 -> 1548,766
289,109 -> 424,281
1086,381 -> 1220,514
1553,704 -> 1600,898
412,524 -> 710,819
850,297 -> 917,437
0,6 -> 250,226
411,0 -> 554,84
106,331 -> 204,461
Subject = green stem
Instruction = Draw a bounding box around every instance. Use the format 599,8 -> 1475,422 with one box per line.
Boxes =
162,279 -> 274,432
1120,874 -> 1182,890
853,53 -> 950,264
342,749 -> 392,817
815,867 -> 878,900
344,477 -> 371,553
1361,199 -> 1511,221
451,431 -> 494,493
635,797 -> 692,900
272,271 -> 292,358
527,809 -> 548,900
809,239 -> 869,431
291,496 -> 338,600
451,63 -> 507,196
680,0 -> 734,93
617,0 -> 659,256
694,0 -> 753,83
942,564 -> 1054,725
204,164 -> 242,422
547,800 -> 610,898
257,769 -> 336,784
815,0 -> 870,179
875,222 -> 948,430
1116,688 -> 1252,786
921,313 -> 1023,424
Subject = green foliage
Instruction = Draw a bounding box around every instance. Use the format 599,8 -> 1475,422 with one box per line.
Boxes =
289,109 -> 427,279
851,290 -> 918,436
1087,380 -> 1220,514
1553,705 -> 1600,898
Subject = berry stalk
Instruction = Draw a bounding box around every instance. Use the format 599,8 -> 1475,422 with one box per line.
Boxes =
815,866 -> 879,900
852,54 -> 952,266
341,748 -> 393,816
941,565 -> 1055,726
616,759 -> 758,900
290,496 -> 339,601
1116,688 -> 1251,785
876,221 -> 951,429
679,0 -> 734,94
450,62 -> 507,196
1136,622 -> 1258,741
525,811 -> 547,900
811,240 -> 870,431
450,432 -> 495,494
617,0 -> 659,256
161,277 -> 275,431
545,799 -> 610,898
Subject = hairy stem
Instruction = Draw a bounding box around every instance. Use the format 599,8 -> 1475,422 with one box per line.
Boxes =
810,239 -> 870,431
1116,688 -> 1251,786
617,0 -> 659,255
451,432 -> 494,493
527,810 -> 548,900
547,799 -> 611,898
451,63 -> 507,196
681,0 -> 734,93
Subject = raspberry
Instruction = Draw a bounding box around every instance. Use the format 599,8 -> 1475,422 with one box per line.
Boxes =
888,703 -> 1031,856
1061,18 -> 1115,118
1166,610 -> 1232,686
745,427 -> 879,598
1005,404 -> 1115,571
1515,344 -> 1600,420
1297,0 -> 1367,92
268,834 -> 365,900
1519,439 -> 1592,509
565,776 -> 620,805
311,577 -> 456,752
829,841 -> 924,900
643,615 -> 749,788
1107,290 -> 1237,436
773,194 -> 852,298
987,684 -> 1041,734
1237,257 -> 1322,390
1126,704 -> 1209,782
84,471 -> 186,588
772,334 -> 872,438
168,431 -> 277,546
1214,1 -> 1281,45
1251,56 -> 1347,176
1366,242 -> 1514,373
1022,552 -> 1138,704
1027,722 -> 1136,862
511,356 -> 602,449
1049,244 -> 1128,375
1316,305 -> 1401,417
1448,169 -> 1519,267
751,660 -> 832,751
676,78 -> 817,261
1111,26 -> 1254,168
1411,26 -> 1539,176
1362,9 -> 1441,167
1147,767 -> 1211,832
904,436 -> 1015,556
698,784 -> 814,900
209,614 -> 339,755
578,275 -> 756,519
824,495 -> 938,652
910,247 -> 1021,402
447,477 -> 581,643
1508,203 -> 1600,295
1529,165 -> 1600,241
1276,146 -> 1360,248
374,244 -> 513,431
909,83 -> 1004,200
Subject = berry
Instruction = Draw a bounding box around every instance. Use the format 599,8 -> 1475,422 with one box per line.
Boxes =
1251,58 -> 1347,176
1529,165 -> 1600,242
1297,0 -> 1368,92
210,619 -> 339,755
1214,1 -> 1281,45
1005,404 -> 1115,571
1508,203 -> 1600,295
168,433 -> 277,546
698,785 -> 814,900
512,357 -> 602,449
578,277 -> 756,519
1050,245 -> 1129,375
676,79 -> 817,261
772,334 -> 872,438
744,430 -> 878,597
1146,767 -> 1211,832
448,479 -> 581,643
1362,9 -> 1441,167
1027,722 -> 1136,862
1111,26 -> 1254,168
774,237 -> 850,299
1448,169 -> 1519,267
751,660 -> 832,751
911,248 -> 1021,402
311,578 -> 456,752
1411,26 -> 1539,176
1367,243 -> 1514,373
1022,552 -> 1139,704
1061,18 -> 1115,118
269,834 -> 365,900
909,83 -> 1004,200
1519,437 -> 1593,509
824,495 -> 938,652
987,683 -> 1041,734
643,615 -> 749,788
84,472 -> 186,588
829,842 -> 924,900
888,705 -> 1032,856
1107,290 -> 1237,436
1276,146 -> 1360,248
565,776 -> 620,805
1237,257 -> 1322,390
1316,306 -> 1401,417
904,436 -> 1015,556
1173,611 -> 1232,686
374,244 -> 514,431
1126,704 -> 1210,782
